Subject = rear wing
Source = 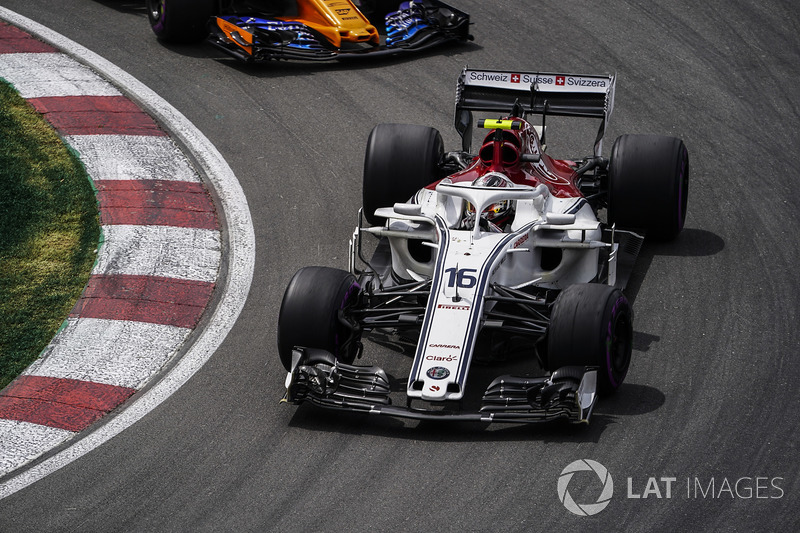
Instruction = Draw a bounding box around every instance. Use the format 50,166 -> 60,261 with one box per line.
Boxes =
454,69 -> 616,156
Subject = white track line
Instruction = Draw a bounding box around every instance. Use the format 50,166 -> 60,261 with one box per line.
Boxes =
0,8 -> 255,499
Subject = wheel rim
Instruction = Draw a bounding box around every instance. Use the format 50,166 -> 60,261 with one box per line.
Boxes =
609,313 -> 632,380
332,281 -> 360,363
148,0 -> 164,22
677,147 -> 689,233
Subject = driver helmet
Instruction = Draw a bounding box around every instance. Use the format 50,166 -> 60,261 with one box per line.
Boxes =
464,172 -> 515,230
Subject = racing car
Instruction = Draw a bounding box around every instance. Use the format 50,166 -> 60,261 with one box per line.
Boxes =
146,0 -> 471,61
278,68 -> 689,424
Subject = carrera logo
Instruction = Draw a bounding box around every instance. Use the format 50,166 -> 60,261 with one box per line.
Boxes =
437,304 -> 470,310
429,344 -> 461,349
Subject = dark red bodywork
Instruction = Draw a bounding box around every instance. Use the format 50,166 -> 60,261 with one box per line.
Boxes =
428,117 -> 582,198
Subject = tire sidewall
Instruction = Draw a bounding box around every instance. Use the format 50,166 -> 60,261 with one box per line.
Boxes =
146,0 -> 166,34
362,123 -> 443,226
359,0 -> 399,30
599,290 -> 633,393
148,0 -> 217,43
547,284 -> 633,395
608,134 -> 689,240
277,267 -> 359,371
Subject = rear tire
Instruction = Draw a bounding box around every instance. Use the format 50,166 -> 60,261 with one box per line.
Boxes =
277,267 -> 360,371
362,123 -> 443,226
547,284 -> 633,395
147,0 -> 216,43
608,134 -> 689,241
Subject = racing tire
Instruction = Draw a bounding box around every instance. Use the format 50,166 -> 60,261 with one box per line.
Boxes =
547,284 -> 633,395
277,267 -> 360,371
359,0 -> 400,30
147,0 -> 216,43
607,134 -> 689,241
363,123 -> 444,226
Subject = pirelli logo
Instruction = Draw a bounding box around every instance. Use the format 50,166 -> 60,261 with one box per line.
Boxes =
437,303 -> 470,311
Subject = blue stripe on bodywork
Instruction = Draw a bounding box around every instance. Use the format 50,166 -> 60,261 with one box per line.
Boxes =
454,223 -> 535,384
409,220 -> 536,389
565,198 -> 587,215
407,216 -> 451,384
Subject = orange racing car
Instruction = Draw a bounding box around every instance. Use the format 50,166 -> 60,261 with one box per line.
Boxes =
146,0 -> 471,61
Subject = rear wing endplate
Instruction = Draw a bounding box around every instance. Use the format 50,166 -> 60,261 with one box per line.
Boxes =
454,69 -> 616,156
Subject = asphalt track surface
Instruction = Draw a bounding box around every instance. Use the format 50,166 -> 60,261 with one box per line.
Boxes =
1,1 -> 799,531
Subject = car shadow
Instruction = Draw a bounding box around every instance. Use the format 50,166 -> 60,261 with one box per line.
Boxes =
94,0 -> 147,15
286,381 -> 665,443
621,226 -> 725,360
211,40 -> 483,78
624,227 -> 725,307
286,356 -> 666,444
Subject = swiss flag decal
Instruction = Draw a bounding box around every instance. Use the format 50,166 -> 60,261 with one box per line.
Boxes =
556,76 -> 565,86
511,74 -> 520,83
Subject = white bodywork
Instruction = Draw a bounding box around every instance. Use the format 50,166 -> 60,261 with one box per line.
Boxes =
362,179 -> 615,402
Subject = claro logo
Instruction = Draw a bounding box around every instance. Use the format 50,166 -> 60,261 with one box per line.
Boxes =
557,460 -> 614,516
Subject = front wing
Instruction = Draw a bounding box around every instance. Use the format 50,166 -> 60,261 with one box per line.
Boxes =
283,347 -> 599,424
208,1 -> 471,62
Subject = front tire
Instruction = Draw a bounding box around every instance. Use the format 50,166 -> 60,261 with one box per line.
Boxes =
362,123 -> 443,226
359,0 -> 400,30
277,267 -> 360,371
547,284 -> 633,395
147,0 -> 216,43
608,134 -> 689,241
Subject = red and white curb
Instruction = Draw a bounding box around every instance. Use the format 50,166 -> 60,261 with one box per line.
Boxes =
0,9 -> 254,496
0,22 -> 219,472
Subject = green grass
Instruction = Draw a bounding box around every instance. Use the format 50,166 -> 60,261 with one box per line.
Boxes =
0,80 -> 100,390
